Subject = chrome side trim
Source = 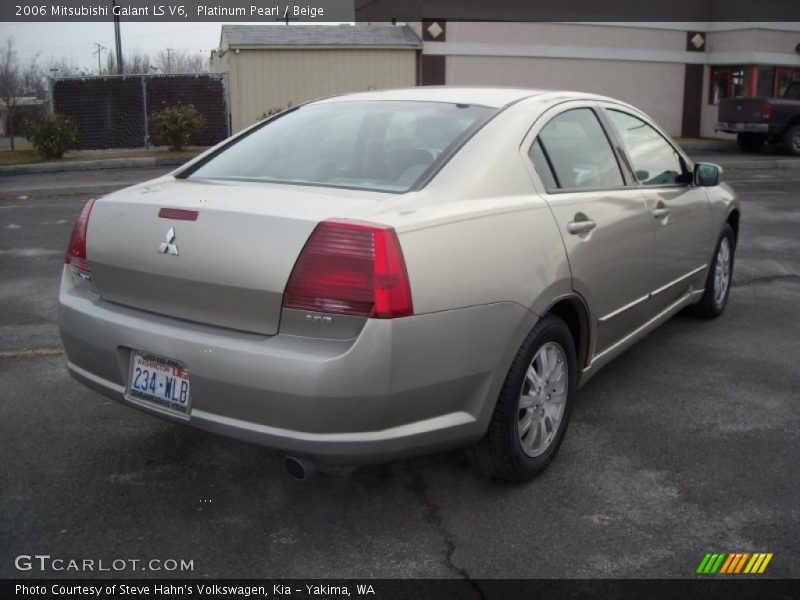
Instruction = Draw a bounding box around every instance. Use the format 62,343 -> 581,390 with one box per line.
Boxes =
589,289 -> 703,370
598,264 -> 707,323
598,293 -> 650,324
651,265 -> 707,297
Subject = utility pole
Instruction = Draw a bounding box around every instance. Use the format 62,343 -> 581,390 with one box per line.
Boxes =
112,0 -> 123,74
165,48 -> 173,73
93,42 -> 107,75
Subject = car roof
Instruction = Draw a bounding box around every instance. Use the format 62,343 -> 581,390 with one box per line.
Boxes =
314,86 -> 550,109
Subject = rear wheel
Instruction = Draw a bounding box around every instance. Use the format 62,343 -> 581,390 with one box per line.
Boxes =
782,125 -> 800,156
685,224 -> 735,319
736,132 -> 766,153
470,314 -> 577,482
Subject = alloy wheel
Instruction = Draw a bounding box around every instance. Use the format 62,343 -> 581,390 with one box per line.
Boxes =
713,237 -> 732,307
518,342 -> 568,457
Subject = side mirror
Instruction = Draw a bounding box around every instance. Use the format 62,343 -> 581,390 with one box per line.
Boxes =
694,163 -> 722,187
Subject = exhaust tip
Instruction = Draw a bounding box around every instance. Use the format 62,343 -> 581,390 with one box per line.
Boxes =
284,456 -> 317,480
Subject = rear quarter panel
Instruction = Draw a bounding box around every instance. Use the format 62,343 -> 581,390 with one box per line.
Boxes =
364,100 -> 573,316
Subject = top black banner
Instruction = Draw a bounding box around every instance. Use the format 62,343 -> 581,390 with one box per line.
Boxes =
3,0 -> 800,22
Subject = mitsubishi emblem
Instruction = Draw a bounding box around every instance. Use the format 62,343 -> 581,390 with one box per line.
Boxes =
158,227 -> 179,255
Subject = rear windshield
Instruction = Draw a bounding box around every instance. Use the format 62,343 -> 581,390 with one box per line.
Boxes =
185,100 -> 496,193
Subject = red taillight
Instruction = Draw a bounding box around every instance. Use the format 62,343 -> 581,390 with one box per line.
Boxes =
762,102 -> 772,119
283,219 -> 413,319
65,198 -> 97,271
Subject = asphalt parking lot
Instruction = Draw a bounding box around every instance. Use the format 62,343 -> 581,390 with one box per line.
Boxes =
1,164 -> 798,580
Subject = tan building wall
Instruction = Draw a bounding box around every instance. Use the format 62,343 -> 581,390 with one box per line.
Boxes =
428,22 -> 689,136
445,55 -> 685,136
219,48 -> 418,132
423,22 -> 800,139
445,22 -> 686,50
708,28 -> 800,55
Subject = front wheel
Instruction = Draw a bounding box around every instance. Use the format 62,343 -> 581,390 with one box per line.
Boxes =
470,314 -> 577,482
685,224 -> 735,319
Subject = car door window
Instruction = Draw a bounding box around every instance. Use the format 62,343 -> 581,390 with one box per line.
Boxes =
532,108 -> 624,191
528,139 -> 558,190
607,110 -> 685,186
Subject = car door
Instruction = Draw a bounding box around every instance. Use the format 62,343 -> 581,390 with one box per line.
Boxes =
523,103 -> 656,355
602,106 -> 713,317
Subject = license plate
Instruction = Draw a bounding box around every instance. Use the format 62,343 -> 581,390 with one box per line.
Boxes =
732,122 -> 745,131
127,351 -> 191,415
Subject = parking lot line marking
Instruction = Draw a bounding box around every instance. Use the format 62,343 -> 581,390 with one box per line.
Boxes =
0,347 -> 64,359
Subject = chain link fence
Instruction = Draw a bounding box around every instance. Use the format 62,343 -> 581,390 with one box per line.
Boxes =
50,73 -> 230,150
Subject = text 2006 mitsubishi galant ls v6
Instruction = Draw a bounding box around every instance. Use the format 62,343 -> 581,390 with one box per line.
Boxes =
59,88 -> 739,481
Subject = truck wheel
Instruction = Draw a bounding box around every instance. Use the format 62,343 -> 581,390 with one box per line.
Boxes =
782,125 -> 800,156
736,132 -> 766,153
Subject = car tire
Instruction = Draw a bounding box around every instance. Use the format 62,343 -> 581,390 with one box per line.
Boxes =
685,224 -> 736,319
736,132 -> 766,153
782,125 -> 800,156
470,314 -> 577,482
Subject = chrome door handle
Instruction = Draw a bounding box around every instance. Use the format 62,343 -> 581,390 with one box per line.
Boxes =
653,207 -> 672,219
566,219 -> 597,235
653,201 -> 671,219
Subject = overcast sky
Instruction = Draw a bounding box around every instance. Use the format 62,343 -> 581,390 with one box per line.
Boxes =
0,21 -> 332,71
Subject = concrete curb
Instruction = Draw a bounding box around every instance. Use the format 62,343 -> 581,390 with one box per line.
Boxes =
0,155 -> 192,176
0,184 -> 133,200
679,141 -> 737,153
713,158 -> 800,170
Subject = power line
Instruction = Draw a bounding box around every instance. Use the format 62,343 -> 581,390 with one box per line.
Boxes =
92,42 -> 107,75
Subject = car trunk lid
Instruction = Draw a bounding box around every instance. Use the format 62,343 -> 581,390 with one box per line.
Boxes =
86,178 -> 388,335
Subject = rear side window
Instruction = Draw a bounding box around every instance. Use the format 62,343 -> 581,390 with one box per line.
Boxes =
528,140 -> 558,190
607,110 -> 685,186
186,101 -> 495,193
533,108 -> 624,191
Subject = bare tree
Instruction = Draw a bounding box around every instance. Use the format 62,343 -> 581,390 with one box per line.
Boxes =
0,37 -> 22,150
105,48 -> 153,75
44,55 -> 82,78
154,49 -> 208,74
21,53 -> 46,99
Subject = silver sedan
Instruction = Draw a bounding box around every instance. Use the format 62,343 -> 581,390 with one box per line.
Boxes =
59,88 -> 739,481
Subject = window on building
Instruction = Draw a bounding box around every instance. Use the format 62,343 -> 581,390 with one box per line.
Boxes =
775,67 -> 800,98
709,65 -> 747,104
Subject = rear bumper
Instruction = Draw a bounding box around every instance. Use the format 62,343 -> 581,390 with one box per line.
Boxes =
59,268 -> 534,464
715,121 -> 769,134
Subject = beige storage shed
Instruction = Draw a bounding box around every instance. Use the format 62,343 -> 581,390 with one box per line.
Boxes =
212,24 -> 422,132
